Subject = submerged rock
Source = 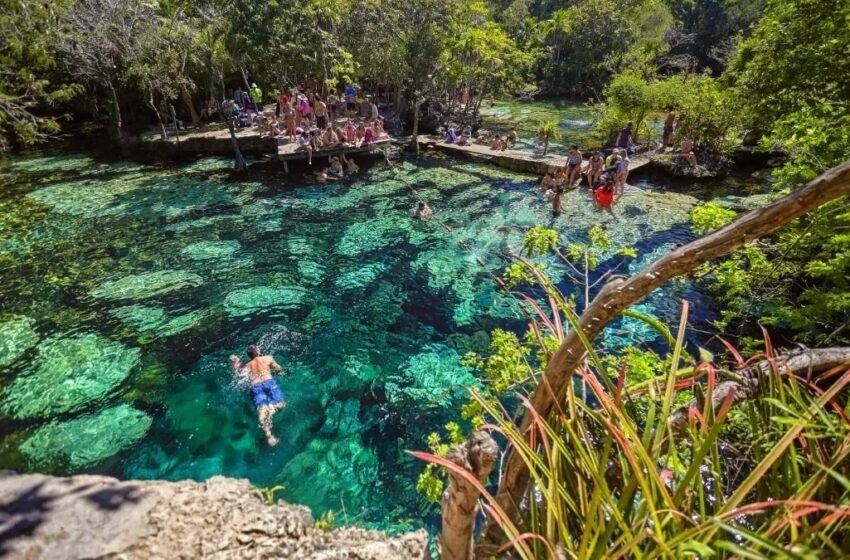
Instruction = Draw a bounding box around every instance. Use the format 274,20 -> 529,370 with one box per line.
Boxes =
0,315 -> 39,370
19,404 -> 152,470
224,286 -> 307,317
91,270 -> 204,301
0,473 -> 428,560
1,333 -> 140,419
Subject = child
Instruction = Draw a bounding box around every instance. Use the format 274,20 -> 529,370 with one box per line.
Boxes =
335,126 -> 347,145
355,122 -> 366,147
363,124 -> 375,152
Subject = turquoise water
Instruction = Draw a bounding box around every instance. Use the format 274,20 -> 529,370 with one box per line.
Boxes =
479,99 -> 598,154
0,150 -> 715,528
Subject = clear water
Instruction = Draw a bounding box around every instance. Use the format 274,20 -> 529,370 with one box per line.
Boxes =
0,150 -> 719,529
479,99 -> 598,154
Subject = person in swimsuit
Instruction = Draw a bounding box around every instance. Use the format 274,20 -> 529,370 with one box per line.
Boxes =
314,96 -> 329,130
551,168 -> 566,214
565,145 -> 583,187
594,175 -> 616,215
586,151 -> 604,187
229,344 -> 285,446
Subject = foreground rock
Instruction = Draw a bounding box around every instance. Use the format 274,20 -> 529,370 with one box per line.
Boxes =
0,471 -> 428,560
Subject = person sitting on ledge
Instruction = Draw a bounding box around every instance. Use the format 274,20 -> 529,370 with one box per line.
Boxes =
490,133 -> 507,151
296,129 -> 313,165
322,125 -> 338,148
680,137 -> 698,167
506,127 -> 518,147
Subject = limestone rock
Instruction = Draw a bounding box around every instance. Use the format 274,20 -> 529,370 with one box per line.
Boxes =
0,471 -> 429,560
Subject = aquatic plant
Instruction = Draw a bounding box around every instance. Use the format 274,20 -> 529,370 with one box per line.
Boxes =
385,344 -> 476,409
181,240 -> 241,261
224,286 -> 307,316
333,263 -> 386,292
91,270 -> 204,301
20,404 -> 152,470
0,315 -> 39,369
1,333 -> 140,419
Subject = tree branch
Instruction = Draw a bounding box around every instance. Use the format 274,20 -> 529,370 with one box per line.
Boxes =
668,347 -> 850,436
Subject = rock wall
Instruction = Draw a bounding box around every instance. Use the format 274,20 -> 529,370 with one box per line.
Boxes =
0,471 -> 429,560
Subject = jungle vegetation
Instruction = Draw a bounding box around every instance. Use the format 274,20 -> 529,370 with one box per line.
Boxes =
3,0 -> 850,556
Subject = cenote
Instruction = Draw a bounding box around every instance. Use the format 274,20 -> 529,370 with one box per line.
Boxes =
0,148 -> 757,530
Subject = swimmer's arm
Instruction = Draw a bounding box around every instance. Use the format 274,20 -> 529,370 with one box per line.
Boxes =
229,355 -> 242,373
269,358 -> 283,374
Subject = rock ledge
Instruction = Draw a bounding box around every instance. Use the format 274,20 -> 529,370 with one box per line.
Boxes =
0,471 -> 428,559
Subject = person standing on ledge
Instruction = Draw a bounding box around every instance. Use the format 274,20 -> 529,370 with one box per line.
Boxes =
230,345 -> 285,446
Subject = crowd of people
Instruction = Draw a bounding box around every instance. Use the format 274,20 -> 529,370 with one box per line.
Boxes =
218,82 -> 392,165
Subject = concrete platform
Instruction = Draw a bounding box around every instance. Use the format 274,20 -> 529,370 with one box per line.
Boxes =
417,135 -> 651,176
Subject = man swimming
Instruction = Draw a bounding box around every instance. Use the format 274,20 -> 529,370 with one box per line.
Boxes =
229,344 -> 285,446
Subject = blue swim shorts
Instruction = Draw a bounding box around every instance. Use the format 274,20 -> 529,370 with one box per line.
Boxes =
250,379 -> 285,409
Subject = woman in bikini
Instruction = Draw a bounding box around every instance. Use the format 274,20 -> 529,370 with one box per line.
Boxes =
565,145 -> 583,187
586,151 -> 604,187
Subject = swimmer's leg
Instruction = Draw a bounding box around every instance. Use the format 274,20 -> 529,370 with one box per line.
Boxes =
258,406 -> 279,446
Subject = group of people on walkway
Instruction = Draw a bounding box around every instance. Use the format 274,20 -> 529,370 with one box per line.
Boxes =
538,144 -> 631,215
219,82 -> 392,165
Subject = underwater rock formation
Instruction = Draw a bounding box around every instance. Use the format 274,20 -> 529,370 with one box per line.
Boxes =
0,473 -> 428,559
19,404 -> 152,470
91,270 -> 204,301
0,315 -> 39,369
224,286 -> 307,317
1,333 -> 140,419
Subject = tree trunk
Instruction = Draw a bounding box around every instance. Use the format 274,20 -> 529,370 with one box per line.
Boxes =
440,431 -> 499,560
483,159 -> 850,547
543,137 -> 549,155
411,100 -> 421,156
148,92 -> 168,141
182,87 -> 200,128
668,347 -> 850,436
107,80 -> 128,157
225,108 -> 247,172
239,65 -> 251,93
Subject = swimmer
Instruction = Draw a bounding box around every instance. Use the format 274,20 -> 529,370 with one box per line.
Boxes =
329,156 -> 344,176
229,344 -> 285,446
414,201 -> 434,220
342,153 -> 359,174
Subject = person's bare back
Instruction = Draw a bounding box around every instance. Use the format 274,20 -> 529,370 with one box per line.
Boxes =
229,344 -> 285,446
244,355 -> 281,385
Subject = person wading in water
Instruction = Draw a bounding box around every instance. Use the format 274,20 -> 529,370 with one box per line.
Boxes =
230,344 -> 285,446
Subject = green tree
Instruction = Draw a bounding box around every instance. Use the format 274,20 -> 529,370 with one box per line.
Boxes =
0,0 -> 79,151
536,119 -> 560,155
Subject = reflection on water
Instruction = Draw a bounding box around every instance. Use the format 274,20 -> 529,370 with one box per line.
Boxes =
0,150 -> 721,529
